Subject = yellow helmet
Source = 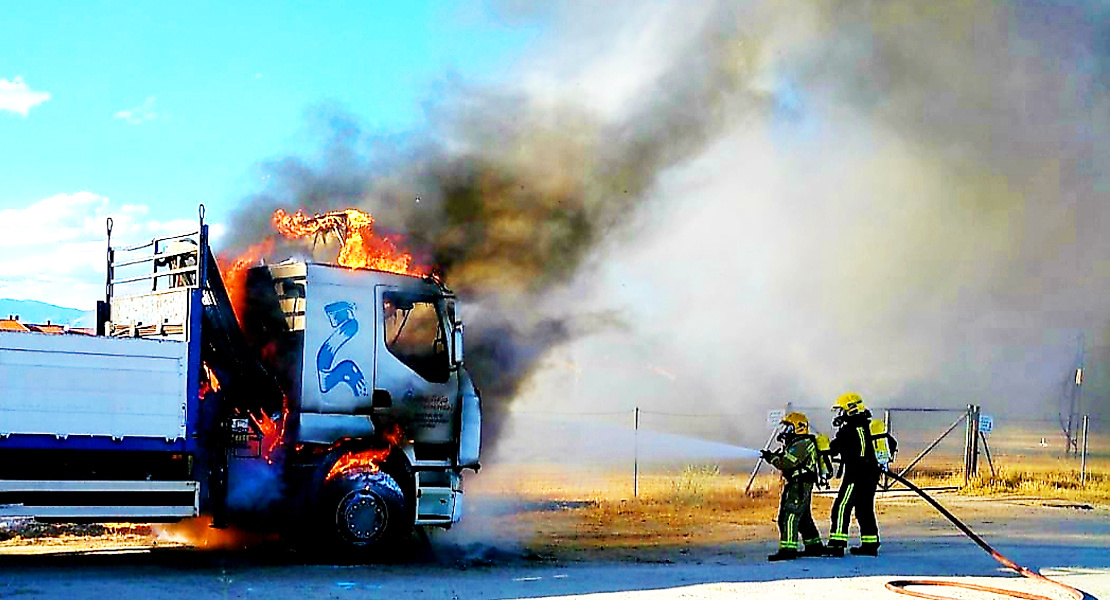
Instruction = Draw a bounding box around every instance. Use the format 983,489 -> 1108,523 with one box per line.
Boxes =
780,412 -> 810,436
833,392 -> 866,416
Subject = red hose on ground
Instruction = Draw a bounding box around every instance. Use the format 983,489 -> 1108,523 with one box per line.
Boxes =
880,469 -> 1085,600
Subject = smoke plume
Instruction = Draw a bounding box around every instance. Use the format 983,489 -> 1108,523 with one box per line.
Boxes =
226,0 -> 1110,453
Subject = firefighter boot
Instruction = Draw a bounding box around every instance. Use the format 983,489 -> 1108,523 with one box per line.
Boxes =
802,542 -> 827,557
849,542 -> 880,556
823,545 -> 845,557
767,548 -> 799,562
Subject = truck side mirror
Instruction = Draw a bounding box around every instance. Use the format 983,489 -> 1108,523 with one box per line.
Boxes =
451,323 -> 464,365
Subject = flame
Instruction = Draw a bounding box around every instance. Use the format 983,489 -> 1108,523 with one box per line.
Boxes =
380,422 -> 404,447
199,363 -> 221,398
325,424 -> 404,482
217,239 -> 274,325
213,241 -> 291,464
250,406 -> 289,465
325,448 -> 390,481
102,522 -> 153,536
154,516 -> 275,550
272,208 -> 426,276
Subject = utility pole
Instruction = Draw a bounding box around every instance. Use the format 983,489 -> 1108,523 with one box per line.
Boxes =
1080,415 -> 1090,486
1056,332 -> 1083,454
1065,334 -> 1084,456
1074,336 -> 1084,457
633,406 -> 640,499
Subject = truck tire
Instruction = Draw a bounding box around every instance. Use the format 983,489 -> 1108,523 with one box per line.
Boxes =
321,470 -> 408,550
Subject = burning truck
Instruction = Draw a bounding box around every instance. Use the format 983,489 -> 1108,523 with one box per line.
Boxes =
0,205 -> 481,550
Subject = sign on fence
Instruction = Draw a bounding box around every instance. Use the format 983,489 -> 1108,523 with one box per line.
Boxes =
978,414 -> 993,435
767,409 -> 785,430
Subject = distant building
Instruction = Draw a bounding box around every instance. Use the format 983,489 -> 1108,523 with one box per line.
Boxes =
0,316 -> 93,335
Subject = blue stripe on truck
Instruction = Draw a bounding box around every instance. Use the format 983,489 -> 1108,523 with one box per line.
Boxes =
0,434 -> 187,452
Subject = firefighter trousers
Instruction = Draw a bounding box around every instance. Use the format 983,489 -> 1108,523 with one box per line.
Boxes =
778,479 -> 821,550
829,470 -> 879,547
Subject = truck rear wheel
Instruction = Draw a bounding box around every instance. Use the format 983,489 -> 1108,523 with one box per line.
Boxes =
322,470 -> 407,550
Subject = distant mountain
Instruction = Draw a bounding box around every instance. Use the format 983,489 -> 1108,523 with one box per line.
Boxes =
0,299 -> 88,325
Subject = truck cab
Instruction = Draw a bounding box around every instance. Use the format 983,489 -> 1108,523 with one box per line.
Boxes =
240,261 -> 481,542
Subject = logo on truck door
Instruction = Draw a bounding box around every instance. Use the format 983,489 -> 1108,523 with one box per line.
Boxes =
317,301 -> 367,395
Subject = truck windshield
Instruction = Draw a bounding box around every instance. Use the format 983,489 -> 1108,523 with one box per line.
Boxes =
382,293 -> 449,383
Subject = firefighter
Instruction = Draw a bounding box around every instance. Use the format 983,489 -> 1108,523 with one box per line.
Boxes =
761,412 -> 826,561
825,392 -> 897,557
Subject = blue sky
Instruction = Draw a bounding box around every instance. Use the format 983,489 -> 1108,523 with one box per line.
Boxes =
1,2 -> 541,308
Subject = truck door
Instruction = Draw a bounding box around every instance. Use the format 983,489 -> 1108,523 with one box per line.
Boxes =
374,286 -> 458,444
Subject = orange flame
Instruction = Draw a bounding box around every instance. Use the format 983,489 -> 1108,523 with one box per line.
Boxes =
325,448 -> 390,481
217,239 -> 274,325
154,516 -> 275,550
199,363 -> 221,398
250,407 -> 289,465
324,424 -> 404,482
271,208 -> 426,276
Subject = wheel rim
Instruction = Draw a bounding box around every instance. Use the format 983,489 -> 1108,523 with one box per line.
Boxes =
336,488 -> 389,544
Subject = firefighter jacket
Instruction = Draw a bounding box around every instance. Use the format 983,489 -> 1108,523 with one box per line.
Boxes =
829,412 -> 896,479
768,435 -> 819,483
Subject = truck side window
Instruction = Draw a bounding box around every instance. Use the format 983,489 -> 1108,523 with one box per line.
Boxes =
382,294 -> 449,383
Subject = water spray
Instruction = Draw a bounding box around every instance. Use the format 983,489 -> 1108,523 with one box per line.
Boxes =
743,426 -> 784,495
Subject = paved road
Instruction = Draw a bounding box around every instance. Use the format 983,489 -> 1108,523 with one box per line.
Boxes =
0,499 -> 1106,600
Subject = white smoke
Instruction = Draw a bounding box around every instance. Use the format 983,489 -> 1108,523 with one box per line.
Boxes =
506,0 -> 1110,439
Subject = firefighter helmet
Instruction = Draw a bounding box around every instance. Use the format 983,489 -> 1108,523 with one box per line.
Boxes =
833,392 -> 866,416
780,412 -> 810,436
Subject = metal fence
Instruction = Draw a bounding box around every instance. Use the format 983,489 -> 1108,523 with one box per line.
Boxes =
485,406 -> 1104,499
485,409 -> 761,500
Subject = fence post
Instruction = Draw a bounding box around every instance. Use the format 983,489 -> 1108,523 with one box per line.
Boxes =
633,406 -> 640,499
963,405 -> 971,487
971,405 -> 980,479
883,409 -> 892,490
963,405 -> 981,487
1081,414 -> 1090,486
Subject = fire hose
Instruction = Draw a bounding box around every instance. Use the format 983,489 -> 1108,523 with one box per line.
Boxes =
880,468 -> 1085,600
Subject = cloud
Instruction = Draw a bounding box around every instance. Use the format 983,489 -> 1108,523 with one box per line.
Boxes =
0,193 -> 207,309
113,96 -> 158,124
0,76 -> 51,116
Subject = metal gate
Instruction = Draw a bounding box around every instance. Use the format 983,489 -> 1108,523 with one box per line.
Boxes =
748,404 -> 989,493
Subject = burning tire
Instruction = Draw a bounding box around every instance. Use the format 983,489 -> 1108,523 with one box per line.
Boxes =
321,470 -> 407,550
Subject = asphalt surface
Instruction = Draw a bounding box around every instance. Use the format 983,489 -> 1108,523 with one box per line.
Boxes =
0,498 -> 1107,600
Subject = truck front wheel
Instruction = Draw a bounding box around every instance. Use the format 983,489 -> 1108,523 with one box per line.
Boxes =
322,470 -> 407,549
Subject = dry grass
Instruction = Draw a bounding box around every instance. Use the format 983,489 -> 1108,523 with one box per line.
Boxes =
473,453 -> 1110,560
877,453 -> 1110,506
963,464 -> 1110,505
472,464 -> 836,560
